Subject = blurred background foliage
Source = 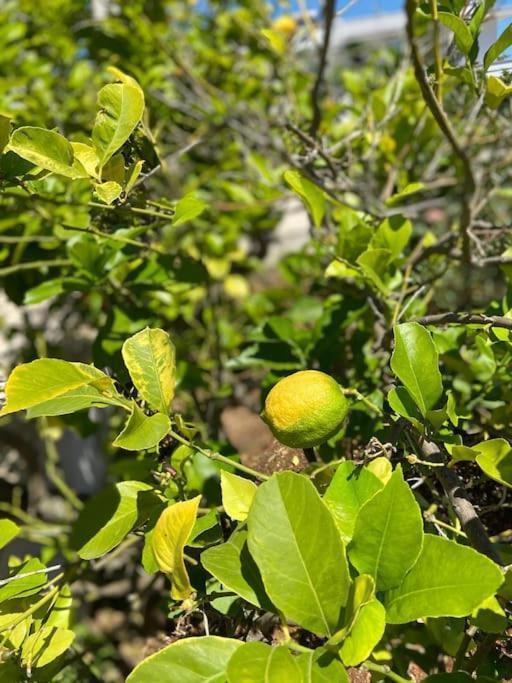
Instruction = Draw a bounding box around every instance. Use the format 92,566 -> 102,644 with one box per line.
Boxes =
1,0 -> 512,679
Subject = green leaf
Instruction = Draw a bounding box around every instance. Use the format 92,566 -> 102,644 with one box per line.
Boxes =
284,169 -> 326,228
385,535 -> 504,624
0,520 -> 19,550
125,160 -> 144,194
9,127 -> 87,179
356,248 -> 392,293
70,481 -> 155,560
474,438 -> 512,488
220,471 -> 257,522
27,384 -> 123,418
348,466 -> 424,591
202,529 -> 272,608
471,595 -> 507,633
21,626 -> 74,670
113,402 -> 170,451
339,598 -> 386,666
152,496 -> 201,599
438,13 -> 474,55
296,650 -> 349,683
94,180 -> 123,204
387,386 -> 423,429
92,83 -> 144,168
126,636 -> 241,683
391,323 -> 443,416
0,359 -> 115,417
247,472 -> 351,636
323,461 -> 383,543
0,559 -> 48,602
226,643 -> 300,683
484,23 -> 512,70
122,328 -> 176,415
0,114 -> 11,154
46,584 -> 73,629
370,216 -> 412,260
172,192 -> 207,227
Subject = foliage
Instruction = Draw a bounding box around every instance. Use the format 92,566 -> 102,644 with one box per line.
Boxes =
0,0 -> 511,681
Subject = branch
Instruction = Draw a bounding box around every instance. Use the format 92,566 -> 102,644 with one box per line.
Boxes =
416,311 -> 512,330
309,0 -> 336,138
405,0 -> 476,271
418,438 -> 504,565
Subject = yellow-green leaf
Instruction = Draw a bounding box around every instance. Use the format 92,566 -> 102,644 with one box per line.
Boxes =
0,359 -> 114,417
0,114 -> 11,154
9,127 -> 87,179
21,626 -> 75,670
92,83 -> 144,168
122,328 -> 176,415
113,402 -> 170,451
94,180 -> 123,205
284,169 -> 326,228
70,141 -> 100,179
220,471 -> 257,522
152,496 -> 201,599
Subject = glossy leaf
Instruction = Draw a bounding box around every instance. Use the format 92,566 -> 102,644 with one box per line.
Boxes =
0,559 -> 48,602
21,626 -> 74,669
385,535 -> 504,623
0,520 -> 20,550
391,322 -> 443,415
474,438 -> 512,488
348,466 -> 423,591
438,13 -> 474,55
284,169 -> 326,227
122,327 -> 176,415
202,529 -> 271,608
0,359 -> 115,417
220,470 -> 257,522
126,636 -> 241,683
113,402 -> 170,451
92,83 -> 144,168
27,384 -> 124,418
323,461 -> 383,543
339,598 -> 385,666
484,23 -> 512,70
152,496 -> 201,599
247,472 -> 351,636
71,481 -> 155,560
296,650 -> 349,683
8,126 -> 87,178
226,643 -> 300,683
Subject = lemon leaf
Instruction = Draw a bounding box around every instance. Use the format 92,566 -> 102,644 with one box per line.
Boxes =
220,471 -> 257,522
152,496 -> 201,600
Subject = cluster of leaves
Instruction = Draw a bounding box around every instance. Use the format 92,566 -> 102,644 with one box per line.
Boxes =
1,0 -> 512,681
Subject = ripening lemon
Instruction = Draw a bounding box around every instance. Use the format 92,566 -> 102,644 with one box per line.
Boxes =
262,370 -> 349,448
272,15 -> 298,36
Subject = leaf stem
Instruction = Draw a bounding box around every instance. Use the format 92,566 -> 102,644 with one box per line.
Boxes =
364,661 -> 413,683
169,430 -> 269,481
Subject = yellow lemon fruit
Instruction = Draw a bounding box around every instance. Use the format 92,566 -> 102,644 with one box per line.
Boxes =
262,370 -> 349,448
272,15 -> 297,36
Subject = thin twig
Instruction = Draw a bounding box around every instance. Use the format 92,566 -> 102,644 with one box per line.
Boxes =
309,0 -> 336,138
405,0 -> 476,278
416,311 -> 512,330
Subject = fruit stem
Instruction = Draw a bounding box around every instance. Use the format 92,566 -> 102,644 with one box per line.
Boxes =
342,388 -> 383,415
364,661 -> 413,683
